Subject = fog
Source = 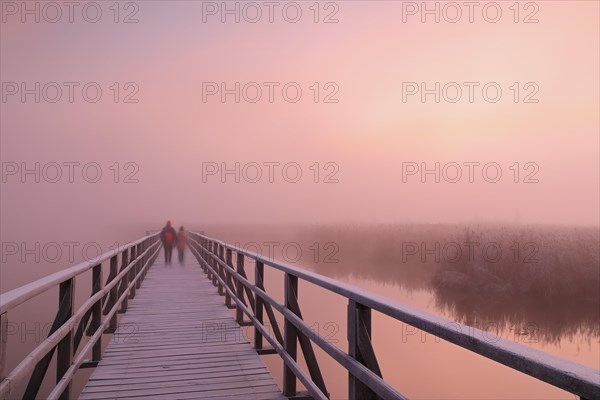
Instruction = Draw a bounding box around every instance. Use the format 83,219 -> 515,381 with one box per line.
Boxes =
1,2 -> 598,239
1,3 -> 599,399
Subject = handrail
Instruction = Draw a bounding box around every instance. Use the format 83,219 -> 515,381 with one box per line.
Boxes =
2,229 -> 597,400
189,231 -> 600,400
188,235 -> 404,400
0,232 -> 161,400
0,233 -> 158,315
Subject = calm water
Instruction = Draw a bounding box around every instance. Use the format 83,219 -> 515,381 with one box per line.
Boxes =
1,225 -> 598,399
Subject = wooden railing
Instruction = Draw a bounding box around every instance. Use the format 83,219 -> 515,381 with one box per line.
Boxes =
1,230 -> 598,400
188,231 -> 600,400
0,233 -> 161,400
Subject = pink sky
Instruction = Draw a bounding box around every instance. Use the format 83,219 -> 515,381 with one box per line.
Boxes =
1,1 -> 598,229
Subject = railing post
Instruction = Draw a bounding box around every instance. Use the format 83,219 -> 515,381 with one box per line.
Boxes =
217,244 -> 225,296
139,241 -> 146,282
283,273 -> 298,397
204,240 -> 210,276
135,243 -> 142,289
200,239 -> 207,273
225,249 -> 233,307
204,240 -> 211,278
106,255 -> 118,333
205,240 -> 209,270
129,246 -> 137,299
211,243 -> 218,287
57,278 -> 74,400
144,241 -> 150,277
254,261 -> 265,350
0,312 -> 7,381
90,263 -> 103,362
235,253 -> 245,324
348,300 -> 380,400
119,248 -> 129,313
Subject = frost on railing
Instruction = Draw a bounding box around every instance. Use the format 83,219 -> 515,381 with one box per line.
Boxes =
188,231 -> 600,400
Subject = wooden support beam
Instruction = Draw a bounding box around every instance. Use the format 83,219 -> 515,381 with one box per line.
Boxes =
90,263 -> 103,362
263,302 -> 284,346
236,263 -> 256,313
218,245 -> 225,296
56,278 -> 74,400
0,313 -> 7,381
211,242 -> 218,287
23,286 -> 74,399
254,260 -> 265,350
128,246 -> 137,299
73,307 -> 92,353
225,249 -> 234,307
104,255 -> 119,333
288,392 -> 316,400
348,300 -> 381,400
256,347 -> 278,355
235,254 -> 245,324
135,244 -> 142,290
358,319 -> 382,377
283,273 -> 299,397
118,248 -> 129,313
79,360 -> 99,369
287,282 -> 329,397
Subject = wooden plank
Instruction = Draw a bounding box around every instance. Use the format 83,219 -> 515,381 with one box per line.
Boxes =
83,374 -> 276,393
80,249 -> 282,400
103,339 -> 251,352
89,364 -> 269,381
81,384 -> 282,400
80,380 -> 280,399
91,356 -> 264,372
147,388 -> 286,400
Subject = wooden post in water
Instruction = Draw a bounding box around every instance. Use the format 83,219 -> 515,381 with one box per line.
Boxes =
56,278 -> 74,400
283,273 -> 298,397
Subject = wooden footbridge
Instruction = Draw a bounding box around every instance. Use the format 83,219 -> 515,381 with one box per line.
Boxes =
0,232 -> 598,400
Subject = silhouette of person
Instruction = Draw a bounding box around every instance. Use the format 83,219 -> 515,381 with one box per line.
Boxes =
176,226 -> 188,265
160,220 -> 177,265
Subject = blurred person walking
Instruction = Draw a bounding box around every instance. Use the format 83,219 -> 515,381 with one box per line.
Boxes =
160,220 -> 177,265
176,226 -> 189,265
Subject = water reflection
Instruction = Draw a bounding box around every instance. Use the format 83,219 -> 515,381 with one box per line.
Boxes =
433,290 -> 599,346
292,224 -> 600,346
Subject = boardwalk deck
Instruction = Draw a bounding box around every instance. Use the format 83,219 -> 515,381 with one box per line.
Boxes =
79,250 -> 284,400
